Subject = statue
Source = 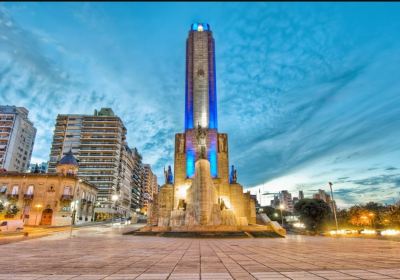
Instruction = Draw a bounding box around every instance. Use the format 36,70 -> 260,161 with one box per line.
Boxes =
229,165 -> 237,184
164,165 -> 173,184
177,134 -> 185,153
196,123 -> 207,158
218,134 -> 227,153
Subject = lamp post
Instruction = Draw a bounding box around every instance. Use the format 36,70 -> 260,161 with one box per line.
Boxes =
279,204 -> 285,226
368,212 -> 375,228
329,182 -> 339,233
70,179 -> 81,238
34,204 -> 42,226
111,194 -> 119,226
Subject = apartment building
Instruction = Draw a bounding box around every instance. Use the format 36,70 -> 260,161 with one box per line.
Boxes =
142,164 -> 158,214
130,148 -> 144,212
48,108 -> 130,219
0,106 -> 36,172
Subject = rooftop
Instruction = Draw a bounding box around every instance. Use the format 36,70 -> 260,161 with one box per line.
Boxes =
191,23 -> 210,32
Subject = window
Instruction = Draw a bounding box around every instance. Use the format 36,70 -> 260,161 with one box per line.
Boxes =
0,185 -> 7,193
11,185 -> 19,195
63,186 -> 71,195
26,185 -> 34,195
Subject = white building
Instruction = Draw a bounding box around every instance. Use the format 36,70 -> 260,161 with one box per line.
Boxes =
0,106 -> 36,172
48,108 -> 132,220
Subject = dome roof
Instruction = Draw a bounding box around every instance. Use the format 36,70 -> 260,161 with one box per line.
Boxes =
58,149 -> 78,166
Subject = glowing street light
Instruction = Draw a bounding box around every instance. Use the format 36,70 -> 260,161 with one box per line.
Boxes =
34,204 -> 43,226
111,194 -> 119,225
279,204 -> 284,226
329,182 -> 339,233
111,194 -> 119,202
368,212 -> 375,228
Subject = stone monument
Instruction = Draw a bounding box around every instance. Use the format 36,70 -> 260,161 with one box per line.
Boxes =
140,23 -> 285,237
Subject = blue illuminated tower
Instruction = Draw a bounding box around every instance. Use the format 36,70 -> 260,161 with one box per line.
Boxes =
185,23 -> 217,131
181,23 -> 219,179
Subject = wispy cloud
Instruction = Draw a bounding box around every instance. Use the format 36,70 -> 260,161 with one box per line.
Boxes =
1,3 -> 400,206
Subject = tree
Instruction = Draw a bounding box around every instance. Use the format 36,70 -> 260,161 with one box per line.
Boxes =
6,204 -> 19,217
261,206 -> 290,222
294,199 -> 331,233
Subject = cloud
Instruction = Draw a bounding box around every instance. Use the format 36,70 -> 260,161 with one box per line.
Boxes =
1,3 -> 400,207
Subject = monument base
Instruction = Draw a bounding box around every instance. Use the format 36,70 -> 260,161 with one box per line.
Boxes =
128,223 -> 286,238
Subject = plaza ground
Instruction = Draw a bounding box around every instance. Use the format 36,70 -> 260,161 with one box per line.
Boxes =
0,224 -> 399,280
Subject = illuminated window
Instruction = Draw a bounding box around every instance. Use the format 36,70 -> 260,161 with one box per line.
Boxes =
26,185 -> 34,195
64,186 -> 71,195
12,185 -> 19,195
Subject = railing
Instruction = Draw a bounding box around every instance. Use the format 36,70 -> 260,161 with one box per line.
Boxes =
7,194 -> 19,200
60,194 -> 73,201
23,194 -> 34,200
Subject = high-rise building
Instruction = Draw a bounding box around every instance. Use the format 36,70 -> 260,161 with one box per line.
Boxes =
313,189 -> 336,212
130,148 -> 144,212
299,190 -> 304,200
313,189 -> 331,203
142,164 -> 158,214
48,108 -> 133,219
279,190 -> 294,212
270,195 -> 280,208
29,162 -> 48,174
0,106 -> 36,172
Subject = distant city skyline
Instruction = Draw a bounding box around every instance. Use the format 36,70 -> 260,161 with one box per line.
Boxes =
1,3 -> 400,207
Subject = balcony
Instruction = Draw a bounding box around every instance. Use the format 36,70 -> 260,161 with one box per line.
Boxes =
7,194 -> 19,200
60,194 -> 73,201
23,194 -> 34,200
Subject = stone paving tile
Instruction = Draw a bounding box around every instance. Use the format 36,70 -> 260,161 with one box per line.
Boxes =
250,272 -> 290,280
168,273 -> 200,280
281,271 -> 326,279
103,274 -> 139,280
135,273 -> 169,280
201,272 -> 234,279
1,226 -> 400,280
0,275 -> 45,280
70,275 -> 109,280
37,275 -> 78,280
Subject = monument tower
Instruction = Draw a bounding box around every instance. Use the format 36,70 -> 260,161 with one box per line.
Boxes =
144,24 -> 285,236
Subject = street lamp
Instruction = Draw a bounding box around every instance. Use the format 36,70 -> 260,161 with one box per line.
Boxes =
329,182 -> 339,233
279,204 -> 285,226
111,194 -> 119,225
70,179 -> 82,238
34,204 -> 42,226
368,212 -> 375,228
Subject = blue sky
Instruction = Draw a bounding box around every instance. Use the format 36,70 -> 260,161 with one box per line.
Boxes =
1,2 -> 399,207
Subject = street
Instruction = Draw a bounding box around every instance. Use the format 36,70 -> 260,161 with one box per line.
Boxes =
0,224 -> 399,279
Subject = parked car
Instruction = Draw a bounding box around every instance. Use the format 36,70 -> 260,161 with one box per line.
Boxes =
0,220 -> 24,232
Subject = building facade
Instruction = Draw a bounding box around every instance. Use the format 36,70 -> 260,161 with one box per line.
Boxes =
313,189 -> 336,212
48,108 -> 132,219
0,151 -> 97,226
0,106 -> 36,172
130,148 -> 144,212
142,164 -> 158,214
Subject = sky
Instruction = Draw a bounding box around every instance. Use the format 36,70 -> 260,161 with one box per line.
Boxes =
1,2 -> 399,208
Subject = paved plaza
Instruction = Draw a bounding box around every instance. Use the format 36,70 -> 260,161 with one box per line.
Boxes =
0,225 -> 399,280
